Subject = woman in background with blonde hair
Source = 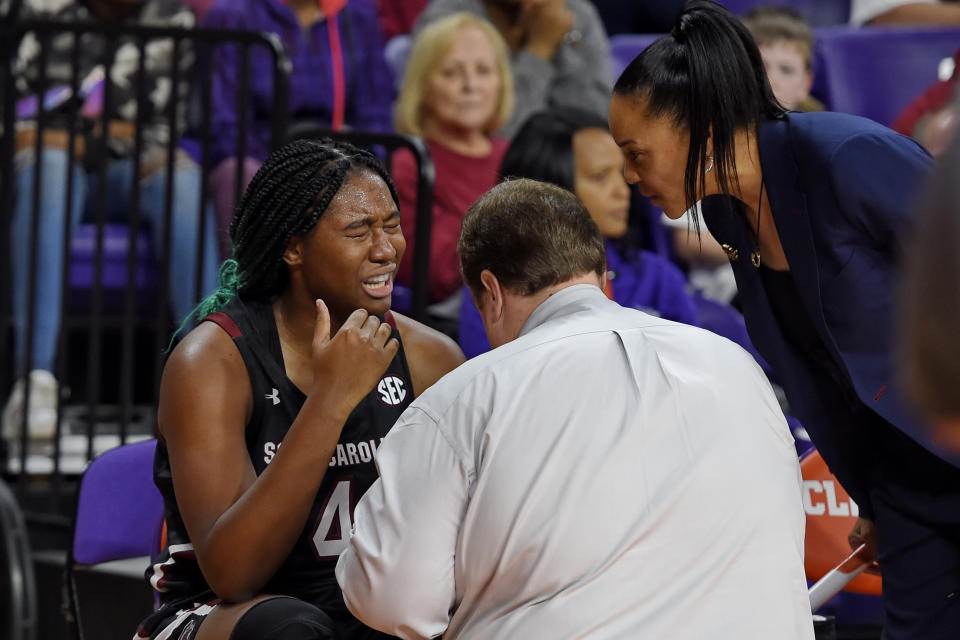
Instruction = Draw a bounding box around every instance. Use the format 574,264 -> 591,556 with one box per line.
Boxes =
392,13 -> 513,316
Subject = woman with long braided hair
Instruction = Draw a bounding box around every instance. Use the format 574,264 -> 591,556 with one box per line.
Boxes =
136,139 -> 464,640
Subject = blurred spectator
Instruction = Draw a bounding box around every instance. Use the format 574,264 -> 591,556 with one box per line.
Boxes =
587,0 -> 685,35
742,5 -> 824,112
181,0 -> 217,20
893,48 -> 960,156
375,0 -> 427,39
900,102 -> 960,450
413,0 -> 611,138
851,0 -> 960,25
3,0 -> 217,440
392,13 -> 512,310
203,0 -> 394,252
661,206 -> 738,304
458,108 -> 698,358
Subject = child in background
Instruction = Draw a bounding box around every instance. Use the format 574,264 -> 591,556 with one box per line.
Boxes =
742,5 -> 824,112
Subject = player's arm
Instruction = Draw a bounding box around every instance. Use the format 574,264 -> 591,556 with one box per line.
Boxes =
392,312 -> 465,396
159,302 -> 398,602
336,410 -> 469,637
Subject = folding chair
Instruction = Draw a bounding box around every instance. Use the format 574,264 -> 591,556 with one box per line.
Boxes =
0,478 -> 37,640
65,438 -> 163,639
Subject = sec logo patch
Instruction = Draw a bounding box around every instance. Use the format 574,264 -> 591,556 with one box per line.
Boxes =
377,375 -> 407,406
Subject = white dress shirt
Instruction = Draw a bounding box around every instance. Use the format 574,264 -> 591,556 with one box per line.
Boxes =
337,285 -> 814,640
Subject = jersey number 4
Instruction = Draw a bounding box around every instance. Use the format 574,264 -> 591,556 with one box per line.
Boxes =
312,480 -> 354,560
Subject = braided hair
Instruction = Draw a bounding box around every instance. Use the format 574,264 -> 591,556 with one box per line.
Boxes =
184,138 -> 399,330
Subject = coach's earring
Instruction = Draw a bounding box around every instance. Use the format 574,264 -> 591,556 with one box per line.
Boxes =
705,155 -> 715,174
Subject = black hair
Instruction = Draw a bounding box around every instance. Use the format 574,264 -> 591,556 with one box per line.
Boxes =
186,138 -> 399,325
613,0 -> 785,221
499,107 -> 610,192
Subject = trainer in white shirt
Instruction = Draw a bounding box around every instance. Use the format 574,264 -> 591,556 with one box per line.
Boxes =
336,178 -> 814,640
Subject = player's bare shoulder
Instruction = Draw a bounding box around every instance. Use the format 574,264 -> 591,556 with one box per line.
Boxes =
390,311 -> 465,396
158,319 -> 253,438
165,320 -> 244,377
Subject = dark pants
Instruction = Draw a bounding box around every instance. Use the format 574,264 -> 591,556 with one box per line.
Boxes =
871,425 -> 960,639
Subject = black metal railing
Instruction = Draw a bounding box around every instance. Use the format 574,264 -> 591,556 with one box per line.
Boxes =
0,477 -> 37,640
0,18 -> 291,518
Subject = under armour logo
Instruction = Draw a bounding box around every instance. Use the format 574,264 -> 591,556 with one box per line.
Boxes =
265,388 -> 280,406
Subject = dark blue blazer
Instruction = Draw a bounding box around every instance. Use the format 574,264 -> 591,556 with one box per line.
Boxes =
701,112 -> 955,516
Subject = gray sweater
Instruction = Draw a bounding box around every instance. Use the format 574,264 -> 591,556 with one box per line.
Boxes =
413,0 -> 612,138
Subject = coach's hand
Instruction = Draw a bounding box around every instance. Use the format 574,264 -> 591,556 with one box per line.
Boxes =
310,300 -> 399,414
848,517 -> 881,575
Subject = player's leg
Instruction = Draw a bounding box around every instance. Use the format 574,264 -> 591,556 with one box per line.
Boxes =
193,595 -> 336,640
4,147 -> 85,438
9,147 -> 86,374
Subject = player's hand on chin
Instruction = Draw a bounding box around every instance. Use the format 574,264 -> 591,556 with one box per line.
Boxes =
310,299 -> 399,412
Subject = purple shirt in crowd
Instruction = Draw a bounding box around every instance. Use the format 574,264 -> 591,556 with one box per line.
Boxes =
203,0 -> 394,165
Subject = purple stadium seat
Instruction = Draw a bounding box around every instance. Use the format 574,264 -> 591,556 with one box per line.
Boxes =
718,0 -> 850,26
68,223 -> 158,313
608,1 -> 852,83
815,26 -> 960,126
67,439 -> 162,639
391,283 -> 412,314
457,284 -> 489,360
71,439 -> 162,566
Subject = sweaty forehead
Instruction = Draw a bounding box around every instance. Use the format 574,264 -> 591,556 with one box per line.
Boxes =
611,95 -> 686,146
609,94 -> 652,132
326,170 -> 396,218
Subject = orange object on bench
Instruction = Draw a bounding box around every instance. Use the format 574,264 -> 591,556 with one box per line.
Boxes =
800,448 -> 882,595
